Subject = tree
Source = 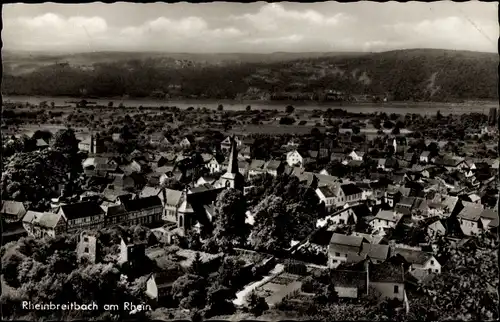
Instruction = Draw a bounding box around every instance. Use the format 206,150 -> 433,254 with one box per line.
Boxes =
172,274 -> 208,309
217,104 -> 224,111
392,126 -> 401,135
211,189 -> 249,250
108,101 -> 114,107
246,105 -> 252,111
352,125 -> 361,135
285,105 -> 295,114
249,292 -> 269,316
250,195 -> 291,252
311,127 -> 321,137
383,120 -> 394,129
53,128 -> 79,154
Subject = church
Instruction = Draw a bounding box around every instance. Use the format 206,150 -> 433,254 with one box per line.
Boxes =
173,135 -> 245,235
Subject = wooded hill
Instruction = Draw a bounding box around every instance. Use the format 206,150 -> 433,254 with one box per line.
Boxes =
2,49 -> 497,102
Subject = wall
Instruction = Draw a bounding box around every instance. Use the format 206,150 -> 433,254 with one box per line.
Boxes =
459,219 -> 482,236
370,282 -> 405,301
335,286 -> 358,298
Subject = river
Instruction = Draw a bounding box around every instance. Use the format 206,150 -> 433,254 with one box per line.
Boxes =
3,95 -> 497,115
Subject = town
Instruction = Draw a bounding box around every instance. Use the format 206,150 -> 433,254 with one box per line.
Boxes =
1,101 -> 498,321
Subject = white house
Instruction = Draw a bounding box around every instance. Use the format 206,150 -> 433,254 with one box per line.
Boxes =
419,151 -> 430,164
394,248 -> 442,275
248,159 -> 266,178
221,136 -> 242,152
179,137 -> 191,148
316,185 -> 339,209
349,150 -> 365,162
317,207 -> 357,229
286,150 -> 304,168
370,210 -> 404,234
327,234 -> 365,268
456,203 -> 485,236
207,157 -> 222,174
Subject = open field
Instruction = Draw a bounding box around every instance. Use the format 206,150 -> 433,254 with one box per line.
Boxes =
3,95 -> 496,115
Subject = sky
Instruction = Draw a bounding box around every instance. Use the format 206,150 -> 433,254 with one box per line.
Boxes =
2,1 -> 498,53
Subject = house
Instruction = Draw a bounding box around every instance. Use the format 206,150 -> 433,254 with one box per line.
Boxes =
357,243 -> 391,264
1,200 -> 27,223
327,233 -> 366,268
118,237 -> 147,265
369,261 -> 405,301
77,232 -> 98,264
394,248 -> 441,275
318,207 -> 357,229
340,184 -> 363,204
419,151 -> 431,164
221,136 -> 242,152
370,211 -> 405,234
329,269 -> 367,299
479,209 -> 499,233
78,134 -> 104,154
150,133 -> 171,147
58,201 -> 106,234
112,174 -> 136,190
207,156 -> 223,174
330,152 -> 348,163
316,185 -> 340,209
119,160 -> 142,174
239,145 -> 252,160
179,137 -> 191,149
349,150 -> 365,162
195,176 -> 218,187
35,138 -> 49,149
423,217 -> 447,238
159,189 -> 183,225
286,150 -> 304,167
264,160 -> 284,176
385,186 -> 402,208
456,203 -> 485,236
248,159 -> 267,178
22,210 -> 67,238
121,196 -> 163,226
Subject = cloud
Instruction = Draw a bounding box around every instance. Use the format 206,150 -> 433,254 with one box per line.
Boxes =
242,34 -> 304,45
4,13 -> 108,50
387,16 -> 497,51
231,3 -> 353,31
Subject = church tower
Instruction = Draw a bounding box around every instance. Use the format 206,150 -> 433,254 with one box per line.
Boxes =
220,135 -> 245,191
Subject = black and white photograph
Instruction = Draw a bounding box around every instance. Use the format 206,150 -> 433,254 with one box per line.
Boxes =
1,1 -> 498,321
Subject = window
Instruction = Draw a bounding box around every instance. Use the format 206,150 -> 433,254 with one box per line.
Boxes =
394,285 -> 399,294
430,260 -> 434,265
84,237 -> 89,242
428,268 -> 432,274
84,247 -> 89,253
335,252 -> 340,257
339,219 -> 345,224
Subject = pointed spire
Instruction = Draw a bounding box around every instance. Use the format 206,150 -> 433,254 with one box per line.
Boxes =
226,135 -> 239,174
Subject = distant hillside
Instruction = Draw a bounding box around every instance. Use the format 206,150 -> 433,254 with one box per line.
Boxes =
2,49 -> 497,102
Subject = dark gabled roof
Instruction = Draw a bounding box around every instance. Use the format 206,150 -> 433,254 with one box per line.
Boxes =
341,184 -> 363,196
106,204 -> 128,217
457,203 -> 484,221
369,261 -> 405,283
1,201 -> 26,216
318,185 -> 338,198
330,233 -> 364,247
359,243 -> 390,261
59,201 -> 105,220
330,269 -> 367,289
393,248 -> 434,265
123,196 -> 162,212
480,209 -> 498,220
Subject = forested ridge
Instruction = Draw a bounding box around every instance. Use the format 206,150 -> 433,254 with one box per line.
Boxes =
2,49 -> 497,102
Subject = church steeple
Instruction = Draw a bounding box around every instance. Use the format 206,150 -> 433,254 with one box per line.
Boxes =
226,135 -> 239,174
220,135 -> 245,191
